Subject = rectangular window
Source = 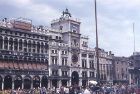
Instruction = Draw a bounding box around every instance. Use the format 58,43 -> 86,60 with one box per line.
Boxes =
62,71 -> 67,76
82,72 -> 87,78
117,68 -> 119,72
56,36 -> 58,39
89,55 -> 94,58
82,54 -> 87,57
118,74 -> 119,79
90,72 -> 94,77
52,70 -> 58,75
82,60 -> 87,68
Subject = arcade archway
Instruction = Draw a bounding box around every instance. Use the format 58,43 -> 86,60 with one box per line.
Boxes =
62,80 -> 67,86
0,76 -> 2,90
71,71 -> 79,86
41,76 -> 48,88
33,76 -> 40,88
24,76 -> 31,89
52,79 -> 57,88
14,76 -> 22,89
4,75 -> 12,90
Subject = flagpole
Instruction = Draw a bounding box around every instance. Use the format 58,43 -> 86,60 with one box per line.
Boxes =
133,23 -> 135,52
95,0 -> 100,84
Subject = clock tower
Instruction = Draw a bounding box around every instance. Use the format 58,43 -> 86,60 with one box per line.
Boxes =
51,9 -> 82,84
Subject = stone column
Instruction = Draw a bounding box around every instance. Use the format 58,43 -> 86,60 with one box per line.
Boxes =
7,38 -> 9,50
31,79 -> 33,89
67,80 -> 69,87
58,49 -> 61,65
2,78 -> 4,90
69,80 -> 71,86
48,80 -> 50,88
22,80 -> 24,89
17,39 -> 19,51
2,37 -> 4,49
79,79 -> 82,87
58,80 -> 61,88
12,79 -> 14,90
13,38 -> 15,50
40,78 -> 42,88
129,73 -> 131,85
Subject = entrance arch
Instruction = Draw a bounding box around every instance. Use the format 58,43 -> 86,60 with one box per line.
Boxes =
33,76 -> 40,88
71,71 -> 79,86
52,79 -> 57,88
24,76 -> 31,89
4,75 -> 12,90
14,76 -> 22,89
0,76 -> 2,90
41,76 -> 48,88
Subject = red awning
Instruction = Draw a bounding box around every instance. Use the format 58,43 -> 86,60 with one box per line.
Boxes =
19,62 -> 23,69
32,63 -> 36,70
41,63 -> 44,70
24,62 -> 28,69
36,63 -> 41,70
9,61 -> 14,69
28,63 -> 32,70
14,61 -> 19,69
4,61 -> 9,69
0,60 -> 3,69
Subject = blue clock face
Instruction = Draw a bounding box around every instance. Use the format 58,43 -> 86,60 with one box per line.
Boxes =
72,54 -> 78,63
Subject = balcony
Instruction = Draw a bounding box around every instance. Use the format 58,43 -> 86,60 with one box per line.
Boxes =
0,69 -> 49,75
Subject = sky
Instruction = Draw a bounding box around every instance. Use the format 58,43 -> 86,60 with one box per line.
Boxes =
0,0 -> 140,57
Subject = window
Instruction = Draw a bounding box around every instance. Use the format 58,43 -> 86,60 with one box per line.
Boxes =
82,72 -> 87,78
82,54 -> 87,57
5,31 -> 7,34
59,37 -> 61,40
41,36 -> 43,39
126,75 -> 127,79
10,31 -> 12,34
90,60 -> 94,68
62,71 -> 67,76
90,72 -> 94,77
118,74 -> 119,79
52,57 -> 57,65
52,70 -> 58,75
45,37 -> 48,40
62,58 -> 67,66
121,68 -> 123,72
89,55 -> 94,58
24,34 -> 26,37
60,26 -> 63,30
52,50 -> 58,54
56,36 -> 58,39
82,60 -> 87,68
15,32 -> 17,35
20,33 -> 22,36
62,51 -> 67,55
117,68 -> 119,72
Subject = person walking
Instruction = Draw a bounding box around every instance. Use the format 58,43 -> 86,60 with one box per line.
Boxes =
83,86 -> 90,94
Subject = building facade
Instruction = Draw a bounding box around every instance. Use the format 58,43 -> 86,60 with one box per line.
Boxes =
0,9 -> 117,90
0,9 -> 98,90
129,52 -> 140,87
96,48 -> 113,84
112,57 -> 129,84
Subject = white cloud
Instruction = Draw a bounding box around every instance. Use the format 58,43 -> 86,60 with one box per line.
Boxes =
0,0 -> 140,56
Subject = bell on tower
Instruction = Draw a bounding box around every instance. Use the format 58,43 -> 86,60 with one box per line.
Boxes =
62,8 -> 71,17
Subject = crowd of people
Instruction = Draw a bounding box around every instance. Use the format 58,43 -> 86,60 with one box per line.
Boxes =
0,84 -> 139,94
